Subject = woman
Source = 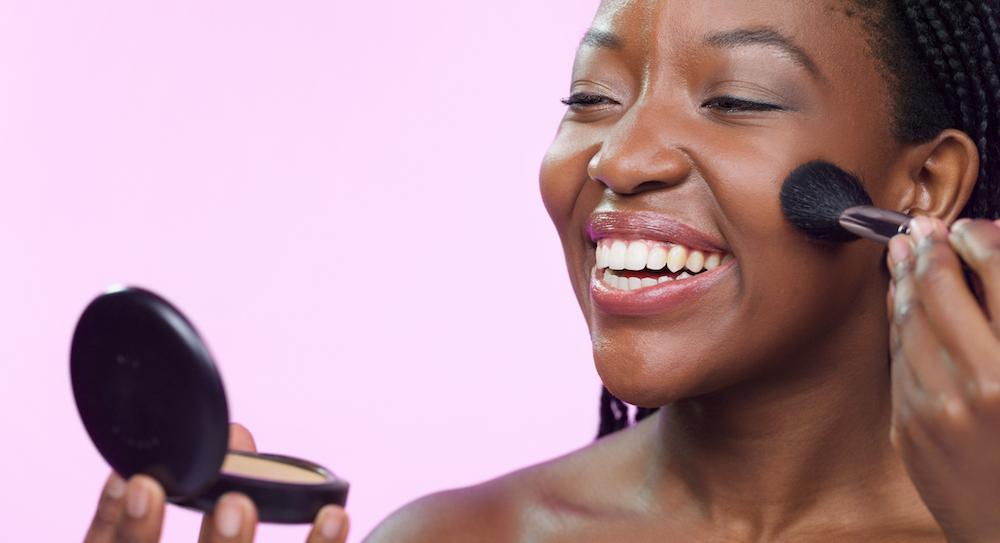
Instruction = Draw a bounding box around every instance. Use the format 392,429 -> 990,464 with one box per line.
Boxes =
83,1 -> 1000,541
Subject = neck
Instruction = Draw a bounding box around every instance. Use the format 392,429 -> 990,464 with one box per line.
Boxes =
641,306 -> 927,537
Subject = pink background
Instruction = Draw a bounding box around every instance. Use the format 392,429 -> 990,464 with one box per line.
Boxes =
0,1 -> 604,540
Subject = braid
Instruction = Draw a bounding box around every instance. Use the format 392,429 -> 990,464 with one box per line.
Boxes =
907,1 -> 962,121
635,407 -> 659,422
597,386 -> 629,438
970,2 -> 1000,217
935,0 -> 992,217
595,385 -> 660,439
891,0 -> 1000,219
595,0 -> 1000,439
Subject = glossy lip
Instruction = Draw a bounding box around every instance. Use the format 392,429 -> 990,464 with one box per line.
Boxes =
586,210 -> 734,317
590,259 -> 737,317
587,211 -> 728,253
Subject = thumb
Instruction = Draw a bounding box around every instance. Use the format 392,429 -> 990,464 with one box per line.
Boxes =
229,422 -> 258,453
306,506 -> 350,543
195,422 -> 260,541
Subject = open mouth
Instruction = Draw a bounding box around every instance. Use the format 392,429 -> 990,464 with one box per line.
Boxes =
595,238 -> 732,291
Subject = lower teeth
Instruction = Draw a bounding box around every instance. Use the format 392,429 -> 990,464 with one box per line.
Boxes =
602,269 -> 695,291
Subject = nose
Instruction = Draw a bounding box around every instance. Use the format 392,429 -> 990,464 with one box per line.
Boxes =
587,104 -> 692,195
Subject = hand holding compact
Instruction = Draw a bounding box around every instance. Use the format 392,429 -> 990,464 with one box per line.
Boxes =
71,287 -> 349,524
83,423 -> 350,543
886,216 -> 1000,542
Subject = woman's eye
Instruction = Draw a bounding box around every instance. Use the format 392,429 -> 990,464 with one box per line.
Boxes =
560,93 -> 616,110
701,96 -> 784,113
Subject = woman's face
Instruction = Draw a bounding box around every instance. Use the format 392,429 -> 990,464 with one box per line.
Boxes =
540,0 -> 906,406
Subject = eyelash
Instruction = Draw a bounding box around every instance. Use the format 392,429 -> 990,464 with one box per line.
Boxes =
702,96 -> 784,113
560,93 -> 784,113
560,93 -> 614,108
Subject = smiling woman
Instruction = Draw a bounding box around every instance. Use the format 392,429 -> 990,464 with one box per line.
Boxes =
78,1 -> 1000,542
363,0 -> 1000,541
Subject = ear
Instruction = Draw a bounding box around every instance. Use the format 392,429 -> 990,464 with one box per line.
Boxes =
898,128 -> 980,223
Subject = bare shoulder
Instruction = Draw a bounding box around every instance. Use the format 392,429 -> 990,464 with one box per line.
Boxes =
360,478 -> 523,543
361,422 -> 652,543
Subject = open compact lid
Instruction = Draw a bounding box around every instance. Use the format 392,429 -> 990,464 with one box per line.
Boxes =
71,286 -> 230,499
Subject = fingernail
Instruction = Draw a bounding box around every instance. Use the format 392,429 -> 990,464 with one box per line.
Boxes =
909,216 -> 932,241
215,499 -> 243,539
105,473 -> 126,500
889,280 -> 896,299
125,480 -> 149,519
953,218 -> 973,232
320,511 -> 343,540
888,236 -> 912,267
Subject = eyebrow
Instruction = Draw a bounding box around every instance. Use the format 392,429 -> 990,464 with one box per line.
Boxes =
581,26 -> 824,81
581,28 -> 623,49
704,27 -> 824,81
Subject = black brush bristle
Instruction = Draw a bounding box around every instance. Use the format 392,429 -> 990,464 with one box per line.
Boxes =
780,160 -> 874,242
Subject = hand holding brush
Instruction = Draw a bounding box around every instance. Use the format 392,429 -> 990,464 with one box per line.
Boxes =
782,160 -> 1000,542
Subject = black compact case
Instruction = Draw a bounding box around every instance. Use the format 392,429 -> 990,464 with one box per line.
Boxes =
70,286 -> 348,523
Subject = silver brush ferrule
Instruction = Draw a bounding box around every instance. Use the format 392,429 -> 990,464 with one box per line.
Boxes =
839,206 -> 912,244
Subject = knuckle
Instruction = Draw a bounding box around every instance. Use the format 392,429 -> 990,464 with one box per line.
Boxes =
906,394 -> 972,432
965,378 -> 1000,408
978,241 -> 1000,267
937,396 -> 973,427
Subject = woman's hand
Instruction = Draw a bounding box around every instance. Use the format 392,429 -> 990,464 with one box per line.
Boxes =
82,423 -> 350,543
887,216 -> 1000,542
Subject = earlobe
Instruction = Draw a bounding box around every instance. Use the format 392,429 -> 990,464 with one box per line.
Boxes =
904,128 -> 980,223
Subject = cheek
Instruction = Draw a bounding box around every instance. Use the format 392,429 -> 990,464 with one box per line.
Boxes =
540,126 -> 603,317
539,125 -> 596,231
592,156 -> 884,406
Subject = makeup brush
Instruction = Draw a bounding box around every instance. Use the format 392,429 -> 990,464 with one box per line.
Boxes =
780,160 -> 912,244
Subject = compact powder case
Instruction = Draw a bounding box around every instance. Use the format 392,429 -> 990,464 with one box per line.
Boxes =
70,286 -> 349,523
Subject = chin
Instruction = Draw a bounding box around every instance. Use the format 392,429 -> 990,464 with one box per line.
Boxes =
591,335 -> 718,408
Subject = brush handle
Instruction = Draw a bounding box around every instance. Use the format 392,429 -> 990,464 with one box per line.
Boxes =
839,206 -> 912,244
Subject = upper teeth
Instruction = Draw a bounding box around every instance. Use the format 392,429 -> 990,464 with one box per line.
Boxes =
596,239 -> 725,274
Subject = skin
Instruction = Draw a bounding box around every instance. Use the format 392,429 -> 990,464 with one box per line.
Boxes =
887,218 -> 1000,543
82,1 -> 1000,541
82,423 -> 351,543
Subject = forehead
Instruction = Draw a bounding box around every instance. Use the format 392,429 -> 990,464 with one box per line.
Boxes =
589,0 -> 875,83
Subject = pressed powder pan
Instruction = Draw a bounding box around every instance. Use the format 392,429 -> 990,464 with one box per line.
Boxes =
70,286 -> 349,523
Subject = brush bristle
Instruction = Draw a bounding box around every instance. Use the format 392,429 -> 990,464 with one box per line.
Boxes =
779,160 -> 873,242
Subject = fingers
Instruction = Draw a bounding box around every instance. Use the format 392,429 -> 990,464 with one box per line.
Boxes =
84,472 -> 167,543
117,475 -> 167,542
904,218 -> 996,368
197,493 -> 258,543
890,295 -> 967,449
306,506 -> 350,543
198,423 -> 259,540
228,422 -> 258,453
84,473 -> 128,543
949,219 -> 1000,328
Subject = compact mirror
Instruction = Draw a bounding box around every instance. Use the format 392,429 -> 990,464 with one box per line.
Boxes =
70,286 -> 348,523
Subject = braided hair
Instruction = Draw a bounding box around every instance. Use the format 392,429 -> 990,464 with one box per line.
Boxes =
596,0 -> 1000,439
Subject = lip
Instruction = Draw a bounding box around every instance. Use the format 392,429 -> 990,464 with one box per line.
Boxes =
589,259 -> 736,317
587,211 -> 727,253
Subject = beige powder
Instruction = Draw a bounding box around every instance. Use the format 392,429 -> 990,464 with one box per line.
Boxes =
222,453 -> 329,484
